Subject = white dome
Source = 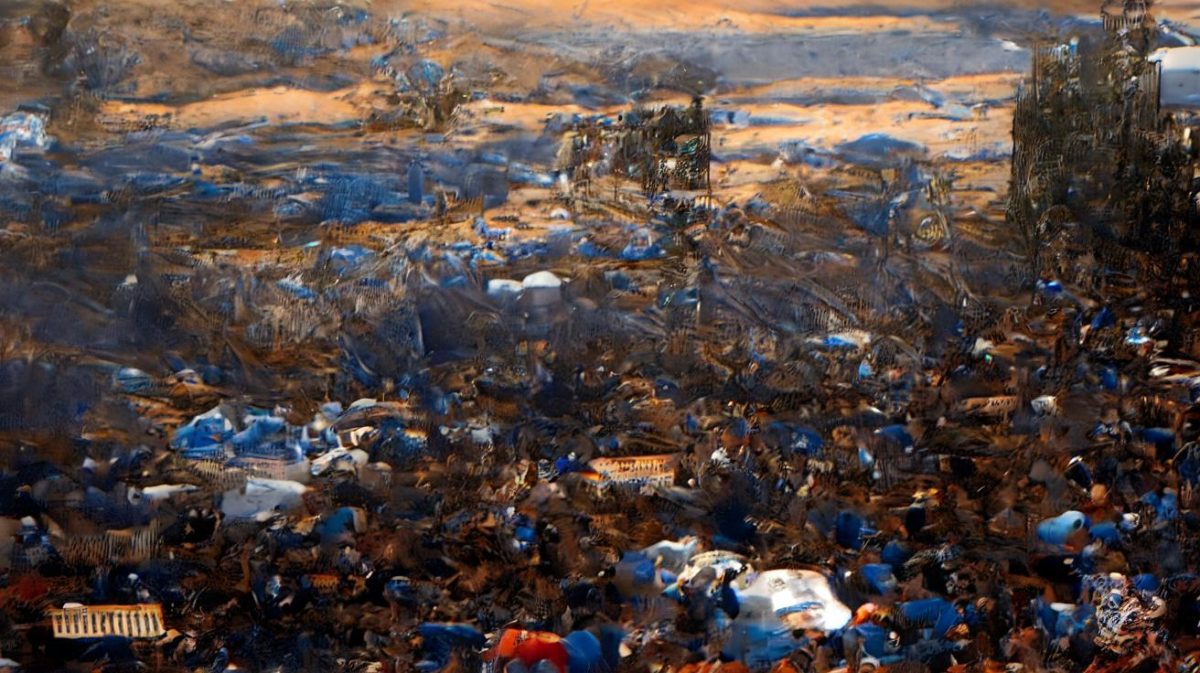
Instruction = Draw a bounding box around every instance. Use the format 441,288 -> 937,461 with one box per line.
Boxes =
522,271 -> 563,289
486,279 -> 523,296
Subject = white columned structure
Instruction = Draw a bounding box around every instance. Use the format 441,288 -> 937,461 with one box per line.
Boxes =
47,604 -> 166,639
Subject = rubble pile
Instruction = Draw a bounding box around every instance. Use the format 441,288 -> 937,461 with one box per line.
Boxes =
2,1 -> 1200,673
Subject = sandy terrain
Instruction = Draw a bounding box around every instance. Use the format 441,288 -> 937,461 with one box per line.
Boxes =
98,87 -> 368,130
395,0 -> 1171,31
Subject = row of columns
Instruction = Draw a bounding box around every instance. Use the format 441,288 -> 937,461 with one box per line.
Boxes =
49,606 -> 165,639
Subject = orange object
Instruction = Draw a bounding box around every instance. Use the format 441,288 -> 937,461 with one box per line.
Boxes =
490,629 -> 569,673
852,603 -> 878,626
492,629 -> 525,659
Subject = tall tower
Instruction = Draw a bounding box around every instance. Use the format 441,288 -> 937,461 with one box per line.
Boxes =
1101,0 -> 1155,55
